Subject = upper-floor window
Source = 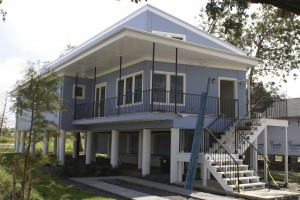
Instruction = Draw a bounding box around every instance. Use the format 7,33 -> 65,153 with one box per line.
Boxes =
117,73 -> 143,106
152,31 -> 186,41
72,84 -> 85,99
152,71 -> 185,104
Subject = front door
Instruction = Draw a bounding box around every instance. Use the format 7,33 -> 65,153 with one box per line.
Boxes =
95,85 -> 106,117
220,80 -> 236,117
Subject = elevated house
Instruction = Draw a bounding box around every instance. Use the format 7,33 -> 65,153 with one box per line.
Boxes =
15,5 -> 289,192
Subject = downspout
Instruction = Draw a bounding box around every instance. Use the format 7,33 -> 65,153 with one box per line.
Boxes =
74,74 -> 78,120
175,48 -> 178,114
92,67 -> 96,118
151,43 -> 155,112
118,56 -> 122,115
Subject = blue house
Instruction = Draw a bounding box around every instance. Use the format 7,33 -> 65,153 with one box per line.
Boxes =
15,5 -> 289,192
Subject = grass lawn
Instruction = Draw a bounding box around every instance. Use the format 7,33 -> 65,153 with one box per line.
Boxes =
0,136 -> 117,200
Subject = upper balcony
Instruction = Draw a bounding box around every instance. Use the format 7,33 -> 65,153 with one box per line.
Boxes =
74,89 -> 238,122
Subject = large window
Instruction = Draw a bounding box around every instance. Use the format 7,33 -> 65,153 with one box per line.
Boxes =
152,72 -> 185,104
117,73 -> 143,106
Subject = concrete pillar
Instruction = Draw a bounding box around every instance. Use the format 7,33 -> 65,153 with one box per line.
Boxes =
15,131 -> 20,153
264,128 -> 268,182
111,130 -> 119,168
53,135 -> 57,155
86,131 -> 93,164
201,160 -> 207,186
170,128 -> 180,183
285,127 -> 288,184
42,134 -> 49,155
58,130 -> 66,165
138,130 -> 143,169
142,129 -> 151,176
252,139 -> 258,172
19,131 -> 25,154
29,133 -> 35,155
72,133 -> 78,158
178,161 -> 184,182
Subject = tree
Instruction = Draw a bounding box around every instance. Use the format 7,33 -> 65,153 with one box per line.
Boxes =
11,61 -> 63,200
0,92 -> 9,135
198,4 -> 300,88
0,0 -> 7,21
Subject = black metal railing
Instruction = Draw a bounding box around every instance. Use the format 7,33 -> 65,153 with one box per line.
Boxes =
74,90 -> 238,120
204,129 -> 240,193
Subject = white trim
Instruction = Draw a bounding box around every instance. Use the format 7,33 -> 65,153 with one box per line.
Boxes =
72,84 -> 85,99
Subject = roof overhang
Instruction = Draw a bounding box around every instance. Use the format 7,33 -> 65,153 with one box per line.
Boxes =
45,28 -> 259,78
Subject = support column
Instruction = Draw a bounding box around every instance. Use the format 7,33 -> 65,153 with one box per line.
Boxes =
29,133 -> 35,155
201,160 -> 207,186
58,130 -> 66,165
142,129 -> 151,176
170,128 -> 180,183
138,130 -> 143,169
285,127 -> 288,184
86,131 -> 92,164
15,131 -> 20,153
178,161 -> 184,182
252,139 -> 258,172
42,134 -> 49,155
111,130 -> 119,168
19,131 -> 25,154
53,135 -> 57,155
264,128 -> 268,182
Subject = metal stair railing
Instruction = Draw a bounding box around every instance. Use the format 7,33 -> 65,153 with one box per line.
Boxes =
204,128 -> 240,193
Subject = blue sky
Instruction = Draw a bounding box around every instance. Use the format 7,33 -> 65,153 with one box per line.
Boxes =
0,0 -> 299,98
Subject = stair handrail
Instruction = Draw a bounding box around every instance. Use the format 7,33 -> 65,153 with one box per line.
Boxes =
204,128 -> 240,193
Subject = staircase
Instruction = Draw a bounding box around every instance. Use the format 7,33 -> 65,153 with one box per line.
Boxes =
203,97 -> 288,192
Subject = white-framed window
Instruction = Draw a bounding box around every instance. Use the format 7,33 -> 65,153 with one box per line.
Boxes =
151,71 -> 186,104
152,31 -> 186,41
72,84 -> 85,99
117,72 -> 143,106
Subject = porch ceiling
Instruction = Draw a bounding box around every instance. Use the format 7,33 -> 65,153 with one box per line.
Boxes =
52,28 -> 258,78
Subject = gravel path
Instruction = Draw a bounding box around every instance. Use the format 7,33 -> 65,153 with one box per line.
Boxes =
102,179 -> 199,200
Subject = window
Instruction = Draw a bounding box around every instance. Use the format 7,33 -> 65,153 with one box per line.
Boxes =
275,155 -> 283,162
117,73 -> 143,106
72,84 -> 85,99
152,72 -> 185,104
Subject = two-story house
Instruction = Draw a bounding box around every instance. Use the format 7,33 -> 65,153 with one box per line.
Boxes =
15,5 -> 289,192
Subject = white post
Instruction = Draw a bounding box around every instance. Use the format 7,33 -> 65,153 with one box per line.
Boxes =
201,162 -> 207,186
264,128 -> 268,182
138,130 -> 143,169
178,161 -> 184,182
42,134 -> 49,155
86,131 -> 92,164
15,131 -> 20,153
58,130 -> 66,165
170,128 -> 180,183
285,127 -> 288,184
253,139 -> 258,172
29,133 -> 35,155
53,135 -> 57,155
20,131 -> 25,154
72,133 -> 78,158
142,129 -> 151,176
111,130 -> 119,168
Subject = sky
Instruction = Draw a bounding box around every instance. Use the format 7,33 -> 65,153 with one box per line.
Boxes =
0,0 -> 299,122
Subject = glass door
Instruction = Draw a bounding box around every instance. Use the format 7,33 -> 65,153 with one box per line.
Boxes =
95,85 -> 106,117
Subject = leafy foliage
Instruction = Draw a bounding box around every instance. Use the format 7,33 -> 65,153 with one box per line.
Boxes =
0,0 -> 6,21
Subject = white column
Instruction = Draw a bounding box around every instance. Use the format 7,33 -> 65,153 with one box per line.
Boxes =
19,131 -> 25,154
53,135 -> 57,155
42,134 -> 49,155
15,132 -> 20,153
138,130 -> 143,169
29,133 -> 35,155
170,128 -> 180,183
86,131 -> 92,164
264,128 -> 268,182
72,133 -> 78,159
252,139 -> 258,172
201,158 -> 207,186
285,127 -> 288,184
58,130 -> 66,165
178,161 -> 184,182
142,129 -> 151,176
111,130 -> 119,168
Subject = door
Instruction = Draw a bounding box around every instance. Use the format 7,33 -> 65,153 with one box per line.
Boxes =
95,85 -> 106,117
220,80 -> 236,117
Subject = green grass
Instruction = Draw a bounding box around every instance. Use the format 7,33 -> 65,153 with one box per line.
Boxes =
0,152 -> 115,200
0,135 -> 15,143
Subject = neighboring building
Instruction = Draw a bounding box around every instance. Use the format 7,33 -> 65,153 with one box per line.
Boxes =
14,5 -> 289,192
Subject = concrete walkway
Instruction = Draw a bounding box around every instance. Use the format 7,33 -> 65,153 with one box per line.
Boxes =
71,176 -> 238,200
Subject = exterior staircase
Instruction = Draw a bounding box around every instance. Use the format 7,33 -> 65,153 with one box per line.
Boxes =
203,97 -> 287,192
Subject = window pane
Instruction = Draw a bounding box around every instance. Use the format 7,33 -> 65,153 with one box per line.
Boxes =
75,87 -> 83,97
134,74 -> 142,103
118,80 -> 124,106
170,75 -> 183,103
153,74 -> 166,102
125,77 -> 133,104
